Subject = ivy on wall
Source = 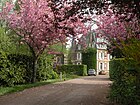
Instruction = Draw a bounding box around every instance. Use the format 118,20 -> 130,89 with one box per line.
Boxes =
82,48 -> 97,71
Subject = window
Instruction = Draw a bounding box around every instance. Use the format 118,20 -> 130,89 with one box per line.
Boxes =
100,63 -> 103,70
77,52 -> 81,60
101,53 -> 103,59
101,52 -> 104,59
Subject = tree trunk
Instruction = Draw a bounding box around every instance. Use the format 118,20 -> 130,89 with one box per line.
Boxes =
31,56 -> 38,83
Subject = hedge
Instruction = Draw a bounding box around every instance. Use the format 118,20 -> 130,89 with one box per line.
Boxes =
109,58 -> 125,80
109,58 -> 139,105
82,48 -> 96,71
0,52 -> 27,86
0,52 -> 58,86
7,54 -> 33,83
57,65 -> 87,76
37,54 -> 58,80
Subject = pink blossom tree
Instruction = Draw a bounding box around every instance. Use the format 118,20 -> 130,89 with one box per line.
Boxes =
95,9 -> 140,60
1,0 -> 90,82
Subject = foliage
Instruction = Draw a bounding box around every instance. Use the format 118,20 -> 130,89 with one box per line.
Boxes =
0,27 -> 15,53
109,58 -> 139,105
57,65 -> 87,76
95,7 -> 140,105
8,53 -> 59,81
0,26 -> 59,85
96,10 -> 129,43
7,54 -> 33,83
109,58 -> 124,80
37,54 -> 52,81
122,38 -> 140,65
110,0 -> 140,20
82,48 -> 96,71
49,43 -> 67,54
68,0 -> 140,21
0,52 -> 60,86
1,0 -> 90,82
107,44 -> 124,58
96,10 -> 140,63
96,9 -> 139,44
0,27 -> 31,55
37,53 -> 58,81
0,51 -> 26,86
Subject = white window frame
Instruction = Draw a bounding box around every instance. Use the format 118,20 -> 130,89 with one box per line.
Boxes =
77,52 -> 81,60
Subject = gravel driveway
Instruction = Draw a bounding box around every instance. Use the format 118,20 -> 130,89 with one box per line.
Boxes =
0,75 -> 112,105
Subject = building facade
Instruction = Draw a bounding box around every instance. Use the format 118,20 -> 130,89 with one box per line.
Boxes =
68,32 -> 110,74
96,49 -> 110,74
96,35 -> 110,74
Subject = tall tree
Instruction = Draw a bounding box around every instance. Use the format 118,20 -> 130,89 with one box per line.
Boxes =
95,10 -> 140,60
69,0 -> 140,20
1,0 -> 90,83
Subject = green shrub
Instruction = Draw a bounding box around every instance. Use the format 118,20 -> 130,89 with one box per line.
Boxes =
38,69 -> 59,80
57,65 -> 87,76
0,51 -> 60,86
109,58 -> 139,105
82,48 -> 96,71
50,70 -> 59,79
109,58 -> 125,80
37,54 -> 59,81
7,54 -> 33,83
0,52 -> 26,86
8,53 -> 59,82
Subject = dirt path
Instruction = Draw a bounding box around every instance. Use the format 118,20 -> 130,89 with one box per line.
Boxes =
0,75 -> 112,105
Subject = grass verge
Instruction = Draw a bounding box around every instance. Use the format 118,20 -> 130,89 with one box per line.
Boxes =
0,79 -> 61,96
0,75 -> 80,96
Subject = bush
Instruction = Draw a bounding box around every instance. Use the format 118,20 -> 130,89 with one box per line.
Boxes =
109,58 -> 125,80
57,65 -> 87,76
8,53 -> 59,82
37,54 -> 59,81
0,52 -> 26,86
7,54 -> 33,83
50,70 -> 59,79
82,48 -> 96,71
0,51 -> 60,86
109,58 -> 139,105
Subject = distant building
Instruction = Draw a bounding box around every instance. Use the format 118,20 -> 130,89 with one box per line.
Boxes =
96,35 -> 110,74
68,32 -> 110,74
68,38 -> 82,65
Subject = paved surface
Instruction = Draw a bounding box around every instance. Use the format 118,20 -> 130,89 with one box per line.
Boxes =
0,75 -> 112,105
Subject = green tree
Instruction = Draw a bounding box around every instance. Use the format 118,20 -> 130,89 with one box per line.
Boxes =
82,48 -> 97,71
0,27 -> 30,55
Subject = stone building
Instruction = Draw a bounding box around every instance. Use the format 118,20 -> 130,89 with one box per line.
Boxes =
96,37 -> 110,74
68,32 -> 110,74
